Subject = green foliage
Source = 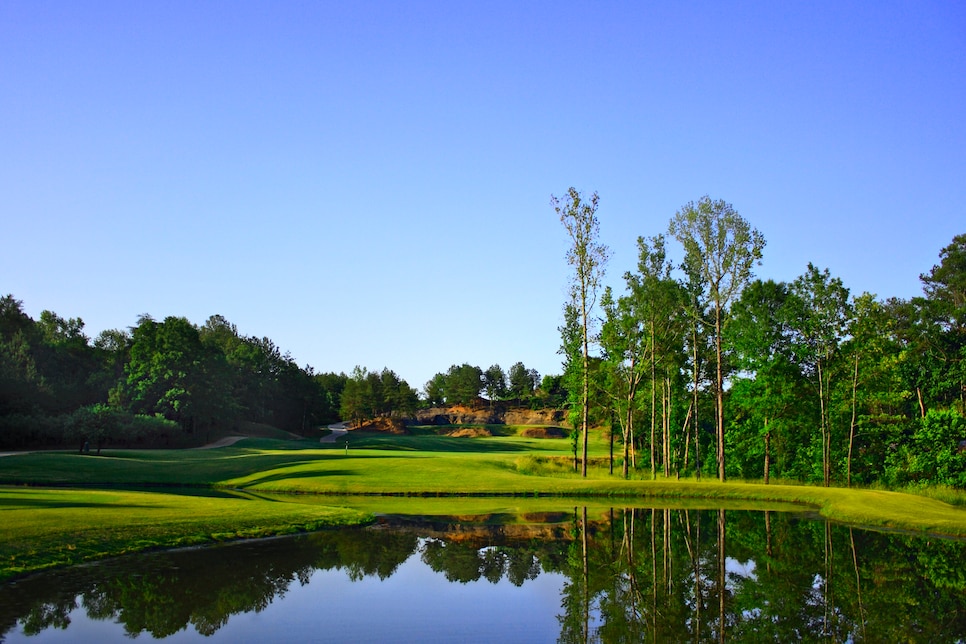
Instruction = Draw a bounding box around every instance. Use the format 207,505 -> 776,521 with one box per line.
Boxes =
442,363 -> 484,404
339,366 -> 419,424
483,364 -> 507,400
669,196 -> 766,482
555,186 -> 609,478
507,361 -> 539,399
901,409 -> 966,486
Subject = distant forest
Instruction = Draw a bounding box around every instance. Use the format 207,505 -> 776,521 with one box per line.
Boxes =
0,299 -> 548,450
1,227 -> 964,489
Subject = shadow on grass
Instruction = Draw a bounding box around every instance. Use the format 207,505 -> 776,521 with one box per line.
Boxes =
233,469 -> 355,487
0,497 -> 154,510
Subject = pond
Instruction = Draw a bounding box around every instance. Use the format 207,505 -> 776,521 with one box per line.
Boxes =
2,503 -> 965,642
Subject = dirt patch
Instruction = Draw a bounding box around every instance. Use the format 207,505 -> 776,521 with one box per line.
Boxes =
520,427 -> 568,438
355,417 -> 409,434
446,427 -> 493,438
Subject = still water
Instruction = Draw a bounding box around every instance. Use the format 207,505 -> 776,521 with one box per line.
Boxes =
2,506 -> 965,642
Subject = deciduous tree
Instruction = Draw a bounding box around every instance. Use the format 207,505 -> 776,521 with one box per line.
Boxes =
555,187 -> 608,477
669,196 -> 764,481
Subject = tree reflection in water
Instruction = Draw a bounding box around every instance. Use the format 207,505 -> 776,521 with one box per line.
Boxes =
2,508 -> 966,642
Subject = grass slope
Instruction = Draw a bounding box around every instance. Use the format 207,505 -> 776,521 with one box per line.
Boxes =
2,430 -> 966,579
0,487 -> 371,580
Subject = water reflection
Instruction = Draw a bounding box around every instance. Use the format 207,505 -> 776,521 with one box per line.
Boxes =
2,507 -> 965,642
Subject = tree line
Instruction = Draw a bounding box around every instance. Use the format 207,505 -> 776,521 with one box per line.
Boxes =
0,302 -> 562,448
557,188 -> 965,488
0,307 -> 351,449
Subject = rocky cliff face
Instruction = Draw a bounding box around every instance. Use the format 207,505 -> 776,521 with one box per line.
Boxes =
412,404 -> 565,427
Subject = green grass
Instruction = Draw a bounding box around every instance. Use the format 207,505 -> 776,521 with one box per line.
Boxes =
3,430 -> 966,580
0,486 -> 371,580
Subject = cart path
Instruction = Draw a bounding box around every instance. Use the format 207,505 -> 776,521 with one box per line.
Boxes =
320,422 -> 349,444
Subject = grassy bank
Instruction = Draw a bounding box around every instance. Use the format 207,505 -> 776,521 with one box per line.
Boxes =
0,486 -> 372,581
3,430 -> 966,579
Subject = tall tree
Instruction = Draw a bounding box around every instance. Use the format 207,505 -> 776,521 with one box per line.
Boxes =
625,235 -> 684,479
600,286 -> 646,478
669,196 -> 765,481
788,264 -> 852,486
559,302 -> 584,471
729,279 -> 803,482
555,187 -> 609,477
918,233 -> 966,409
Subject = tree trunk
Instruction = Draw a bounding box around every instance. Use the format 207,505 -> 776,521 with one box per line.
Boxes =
764,423 -> 770,485
693,324 -> 701,480
650,321 -> 657,480
679,402 -> 693,480
848,353 -> 859,488
581,287 -> 590,478
608,411 -> 614,475
715,304 -> 725,482
622,404 -> 634,479
622,365 -> 637,479
818,360 -> 830,487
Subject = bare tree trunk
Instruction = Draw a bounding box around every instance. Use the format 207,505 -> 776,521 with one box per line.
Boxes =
661,373 -> 671,478
917,386 -> 926,419
623,401 -> 634,479
848,353 -> 859,487
764,421 -> 770,485
609,411 -> 614,475
651,323 -> 657,480
818,360 -> 830,487
715,305 -> 725,482
692,324 -> 701,480
581,294 -> 590,478
679,402 -> 693,479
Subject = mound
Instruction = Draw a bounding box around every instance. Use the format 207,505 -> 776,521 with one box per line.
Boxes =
355,417 -> 409,434
446,427 -> 493,438
520,427 -> 568,439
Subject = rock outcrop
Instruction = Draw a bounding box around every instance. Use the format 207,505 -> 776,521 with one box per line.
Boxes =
411,403 -> 565,427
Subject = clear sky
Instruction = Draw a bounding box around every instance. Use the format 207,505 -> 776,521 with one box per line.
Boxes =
2,1 -> 964,391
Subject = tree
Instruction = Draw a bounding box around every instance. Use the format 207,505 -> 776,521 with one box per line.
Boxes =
340,366 -> 372,425
442,363 -> 483,405
600,235 -> 683,479
508,361 -> 538,399
788,264 -> 852,486
729,279 -> 803,482
559,303 -> 584,471
669,196 -> 765,481
119,316 -> 233,434
917,233 -> 966,410
555,187 -> 608,477
483,364 -> 507,401
424,373 -> 446,406
600,286 -> 646,478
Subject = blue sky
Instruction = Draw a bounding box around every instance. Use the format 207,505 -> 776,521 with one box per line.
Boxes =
2,1 -> 964,390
